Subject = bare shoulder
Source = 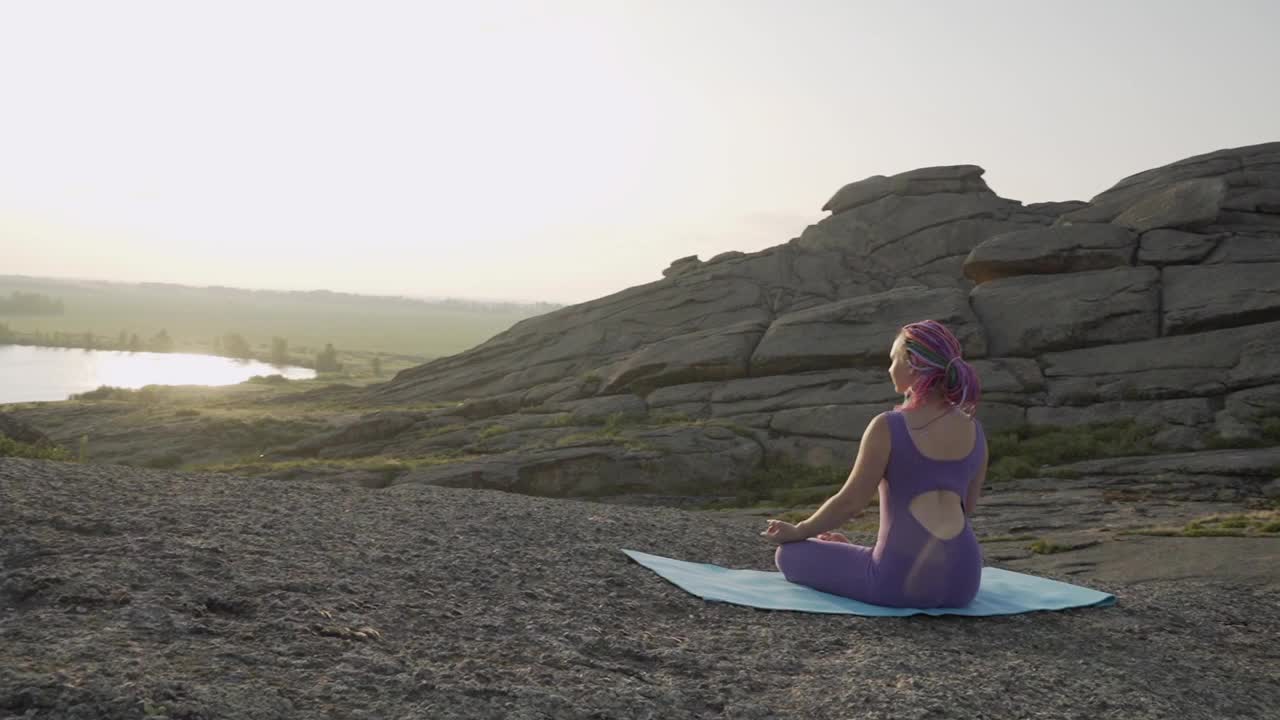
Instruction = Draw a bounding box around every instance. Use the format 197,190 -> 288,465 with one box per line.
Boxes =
862,412 -> 894,451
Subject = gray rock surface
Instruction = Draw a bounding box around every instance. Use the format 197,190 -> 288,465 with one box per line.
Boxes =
971,266 -> 1160,356
560,394 -> 649,424
1054,446 -> 1280,479
605,320 -> 768,394
3,458 -> 1277,720
1113,177 -> 1227,232
1203,235 -> 1280,264
1162,262 -> 1280,335
662,254 -> 703,278
821,164 -> 989,215
1039,321 -> 1280,404
1062,142 -> 1280,225
1136,229 -> 1222,265
751,286 -> 983,374
962,224 -> 1136,284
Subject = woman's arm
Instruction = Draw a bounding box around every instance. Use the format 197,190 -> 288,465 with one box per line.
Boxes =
794,413 -> 892,538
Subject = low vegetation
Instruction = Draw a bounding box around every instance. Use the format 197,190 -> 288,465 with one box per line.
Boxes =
986,420 -> 1161,483
1125,510 -> 1280,538
0,436 -> 72,461
1028,538 -> 1073,554
1204,412 -> 1280,449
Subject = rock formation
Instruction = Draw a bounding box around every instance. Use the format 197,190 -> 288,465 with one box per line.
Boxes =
283,143 -> 1280,498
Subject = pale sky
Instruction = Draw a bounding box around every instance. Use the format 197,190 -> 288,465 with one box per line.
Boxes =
1,1 -> 1277,304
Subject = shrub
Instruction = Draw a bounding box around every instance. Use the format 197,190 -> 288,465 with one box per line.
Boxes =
986,420 -> 1160,481
0,436 -> 72,461
70,385 -> 171,404
247,374 -> 289,385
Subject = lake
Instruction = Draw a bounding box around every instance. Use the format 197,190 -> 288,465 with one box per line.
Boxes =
0,344 -> 317,404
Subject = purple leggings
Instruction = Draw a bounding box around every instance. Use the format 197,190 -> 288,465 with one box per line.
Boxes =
774,411 -> 985,608
774,530 -> 981,608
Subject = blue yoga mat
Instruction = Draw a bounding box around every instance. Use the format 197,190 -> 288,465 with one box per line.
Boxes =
623,549 -> 1116,617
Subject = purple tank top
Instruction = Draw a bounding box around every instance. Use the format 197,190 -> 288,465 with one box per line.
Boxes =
870,410 -> 986,607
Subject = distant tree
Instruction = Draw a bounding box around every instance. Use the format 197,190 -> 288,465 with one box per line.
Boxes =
212,336 -> 223,355
270,336 -> 290,365
128,333 -> 143,352
0,322 -> 12,343
371,355 -> 383,377
315,343 -> 342,373
83,331 -> 95,350
150,329 -> 174,353
117,330 -> 129,349
221,333 -> 252,359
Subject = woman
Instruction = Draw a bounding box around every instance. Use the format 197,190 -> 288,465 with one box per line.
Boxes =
762,320 -> 988,608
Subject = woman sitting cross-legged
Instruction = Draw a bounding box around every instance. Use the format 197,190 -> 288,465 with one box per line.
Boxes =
761,319 -> 989,608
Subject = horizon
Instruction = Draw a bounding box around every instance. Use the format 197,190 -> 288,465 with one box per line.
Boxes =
0,272 -> 566,309
2,0 -> 1277,305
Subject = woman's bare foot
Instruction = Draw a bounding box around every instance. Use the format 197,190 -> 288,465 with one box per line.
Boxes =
817,531 -> 852,544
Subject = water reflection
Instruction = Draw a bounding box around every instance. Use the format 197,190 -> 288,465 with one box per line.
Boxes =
0,344 -> 317,403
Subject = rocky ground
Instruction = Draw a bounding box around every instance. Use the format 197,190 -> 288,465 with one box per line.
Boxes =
3,457 -> 1277,719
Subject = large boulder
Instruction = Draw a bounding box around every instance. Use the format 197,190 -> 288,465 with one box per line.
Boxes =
604,320 -> 768,394
1137,229 -> 1223,265
822,165 -> 990,215
1202,235 -> 1280,264
1062,142 -> 1280,225
769,404 -> 885,442
662,255 -> 703,278
1039,321 -> 1280,405
751,286 -> 984,375
1113,177 -> 1227,232
710,369 -> 897,417
337,140 -> 1280,499
962,224 -> 1136,284
970,266 -> 1160,356
1162,263 -> 1280,335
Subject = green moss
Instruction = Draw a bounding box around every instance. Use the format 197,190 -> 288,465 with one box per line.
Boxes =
541,413 -> 576,428
420,423 -> 468,439
555,431 -> 621,447
986,420 -> 1161,481
987,456 -> 1039,483
1126,510 -> 1280,538
477,425 -> 511,440
1028,539 -> 1071,554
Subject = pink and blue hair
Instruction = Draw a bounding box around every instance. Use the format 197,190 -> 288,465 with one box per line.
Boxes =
896,320 -> 981,416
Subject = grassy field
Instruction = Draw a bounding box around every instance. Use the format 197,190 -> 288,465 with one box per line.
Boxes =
0,275 -> 560,359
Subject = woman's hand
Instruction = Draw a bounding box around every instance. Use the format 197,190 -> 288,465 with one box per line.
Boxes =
761,519 -> 807,544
